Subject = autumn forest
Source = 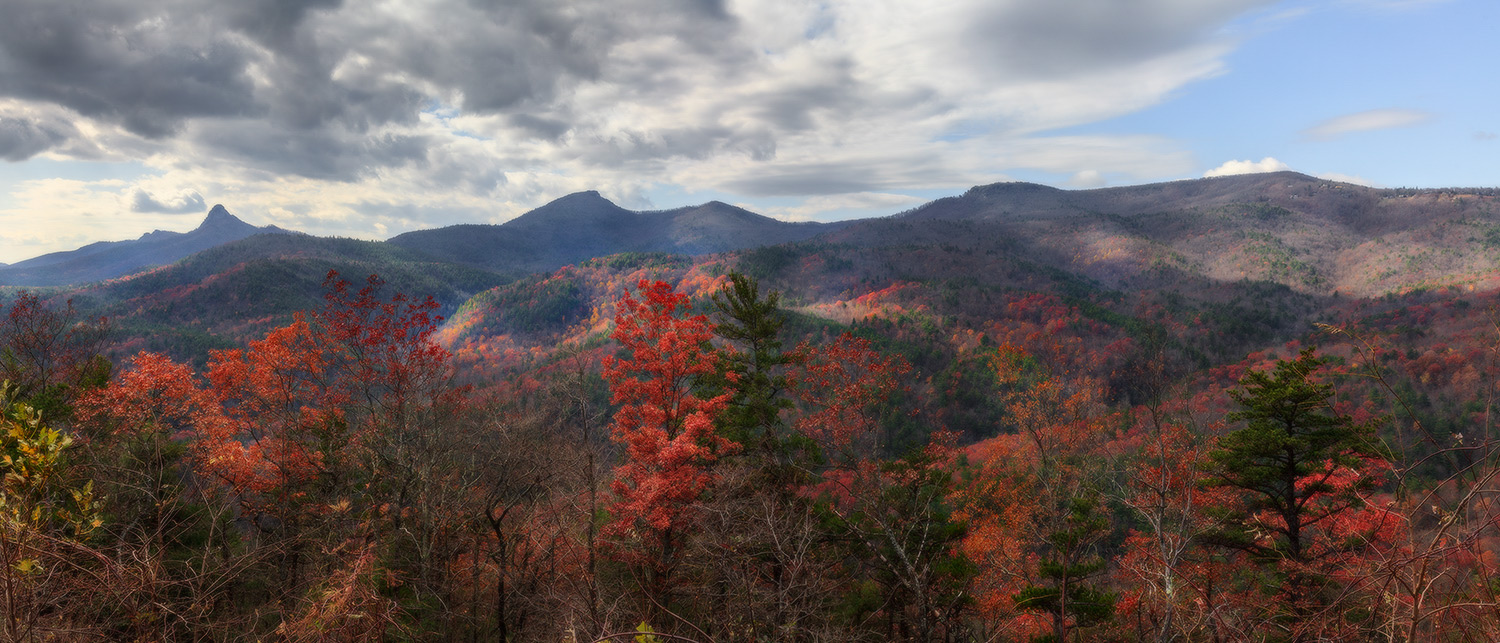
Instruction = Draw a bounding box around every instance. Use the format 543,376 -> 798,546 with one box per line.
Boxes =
7,174 -> 1500,642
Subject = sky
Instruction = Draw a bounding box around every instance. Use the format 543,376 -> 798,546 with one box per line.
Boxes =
0,0 -> 1494,264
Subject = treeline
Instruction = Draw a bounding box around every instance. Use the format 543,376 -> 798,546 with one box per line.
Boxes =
3,271 -> 1500,642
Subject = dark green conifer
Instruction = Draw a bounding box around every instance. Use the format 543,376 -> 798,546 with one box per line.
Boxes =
1207,347 -> 1387,637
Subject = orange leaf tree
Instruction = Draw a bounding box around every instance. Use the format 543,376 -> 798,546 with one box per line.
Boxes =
84,272 -> 467,605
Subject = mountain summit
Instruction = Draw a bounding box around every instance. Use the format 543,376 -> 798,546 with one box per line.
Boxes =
199,204 -> 257,232
0,205 -> 295,287
389,191 -> 835,272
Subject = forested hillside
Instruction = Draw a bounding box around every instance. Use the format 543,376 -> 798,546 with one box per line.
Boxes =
6,174 -> 1500,641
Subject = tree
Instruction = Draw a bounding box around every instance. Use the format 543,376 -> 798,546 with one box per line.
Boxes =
1011,495 -> 1116,643
1116,409 -> 1234,643
0,385 -> 103,641
794,334 -> 972,641
75,351 -> 246,640
82,272 -> 477,634
602,279 -> 735,623
1206,348 -> 1390,639
0,292 -> 110,421
824,436 -> 974,643
692,273 -> 843,640
957,343 -> 1119,642
710,272 -> 800,474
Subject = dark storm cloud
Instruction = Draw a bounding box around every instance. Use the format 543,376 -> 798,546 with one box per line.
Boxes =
509,114 -> 572,141
0,0 -> 752,182
0,0 -> 1274,205
131,189 -> 207,214
753,64 -> 861,132
378,0 -> 741,116
965,0 -> 1273,79
0,0 -> 262,138
0,116 -> 76,161
223,0 -> 343,49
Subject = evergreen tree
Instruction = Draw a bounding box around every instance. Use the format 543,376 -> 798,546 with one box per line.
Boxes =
709,272 -> 804,478
1206,348 -> 1387,637
1013,496 -> 1116,643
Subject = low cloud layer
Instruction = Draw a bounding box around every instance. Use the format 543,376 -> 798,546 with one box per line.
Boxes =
1204,157 -> 1291,177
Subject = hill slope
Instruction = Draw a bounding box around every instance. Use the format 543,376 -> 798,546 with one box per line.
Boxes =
66,233 -> 509,362
873,172 -> 1500,297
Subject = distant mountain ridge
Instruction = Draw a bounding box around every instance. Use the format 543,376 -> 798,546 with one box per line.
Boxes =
12,171 -> 1500,366
388,191 -> 839,273
12,173 -> 1500,295
0,205 -> 294,287
818,171 -> 1500,298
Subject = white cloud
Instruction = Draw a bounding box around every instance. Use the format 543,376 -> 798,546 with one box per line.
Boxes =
1302,109 -> 1432,141
1068,170 -> 1107,188
0,178 -> 194,260
1204,157 -> 1291,177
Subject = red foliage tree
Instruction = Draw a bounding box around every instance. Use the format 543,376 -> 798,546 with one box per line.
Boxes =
83,272 -> 465,602
956,343 -> 1118,641
791,332 -> 911,463
601,279 -> 735,617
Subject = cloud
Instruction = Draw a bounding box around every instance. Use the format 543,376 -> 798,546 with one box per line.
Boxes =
0,0 -> 1284,259
961,0 -> 1268,80
1068,170 -> 1107,188
0,116 -> 75,161
130,189 -> 207,214
1204,157 -> 1291,177
0,0 -> 262,139
1475,131 -> 1498,142
1302,109 -> 1432,141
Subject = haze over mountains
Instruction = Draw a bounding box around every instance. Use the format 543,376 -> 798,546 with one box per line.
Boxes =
15,172 -> 1500,294
867,171 -> 1500,297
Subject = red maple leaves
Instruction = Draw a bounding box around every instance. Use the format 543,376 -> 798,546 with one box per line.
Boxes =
602,280 -> 735,540
81,271 -> 453,518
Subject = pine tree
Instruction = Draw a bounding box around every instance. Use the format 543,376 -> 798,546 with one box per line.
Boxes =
1206,348 -> 1387,638
709,272 -> 802,480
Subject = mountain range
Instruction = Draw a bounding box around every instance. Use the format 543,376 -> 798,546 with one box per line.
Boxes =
0,205 -> 294,287
5,171 -> 1499,371
388,190 -> 837,273
0,192 -> 837,288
